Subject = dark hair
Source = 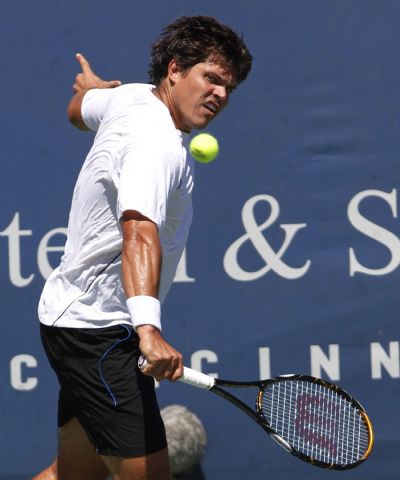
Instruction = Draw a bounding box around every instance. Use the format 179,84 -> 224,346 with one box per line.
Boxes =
149,15 -> 252,86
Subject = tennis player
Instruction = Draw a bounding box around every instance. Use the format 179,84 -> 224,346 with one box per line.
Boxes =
34,15 -> 252,480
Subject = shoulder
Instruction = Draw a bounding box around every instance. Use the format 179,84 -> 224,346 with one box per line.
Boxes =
90,83 -> 153,111
110,83 -> 154,101
85,83 -> 155,112
123,127 -> 184,166
122,89 -> 183,154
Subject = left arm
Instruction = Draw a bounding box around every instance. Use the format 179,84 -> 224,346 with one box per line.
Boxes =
67,53 -> 121,130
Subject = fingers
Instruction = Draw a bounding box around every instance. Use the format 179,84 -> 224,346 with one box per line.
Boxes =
72,76 -> 83,93
137,326 -> 183,382
75,52 -> 92,73
148,354 -> 183,382
72,72 -> 89,93
72,77 -> 121,93
141,352 -> 183,382
72,53 -> 122,92
160,353 -> 183,382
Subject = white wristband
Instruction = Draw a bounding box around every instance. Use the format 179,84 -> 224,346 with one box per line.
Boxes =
126,296 -> 162,332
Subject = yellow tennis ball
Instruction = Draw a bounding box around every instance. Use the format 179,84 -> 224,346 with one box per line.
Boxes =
189,133 -> 219,163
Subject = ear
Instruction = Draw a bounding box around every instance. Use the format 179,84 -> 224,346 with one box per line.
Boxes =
167,59 -> 181,84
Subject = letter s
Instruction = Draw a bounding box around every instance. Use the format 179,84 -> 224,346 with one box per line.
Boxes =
348,189 -> 400,276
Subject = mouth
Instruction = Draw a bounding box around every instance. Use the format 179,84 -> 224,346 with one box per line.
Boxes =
203,101 -> 218,115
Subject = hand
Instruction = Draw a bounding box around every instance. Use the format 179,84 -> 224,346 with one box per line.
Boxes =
137,325 -> 183,382
73,53 -> 122,93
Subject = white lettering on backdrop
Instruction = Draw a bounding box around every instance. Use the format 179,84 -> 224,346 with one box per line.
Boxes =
1,189 -> 400,286
5,341 -> 398,391
348,189 -> 400,276
223,194 -> 311,280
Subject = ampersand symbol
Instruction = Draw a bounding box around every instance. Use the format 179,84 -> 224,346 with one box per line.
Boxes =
223,194 -> 311,280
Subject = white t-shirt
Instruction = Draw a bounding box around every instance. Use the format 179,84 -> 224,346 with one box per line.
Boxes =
38,84 -> 194,328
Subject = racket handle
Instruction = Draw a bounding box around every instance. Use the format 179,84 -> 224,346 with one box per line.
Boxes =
138,355 -> 215,390
181,366 -> 215,390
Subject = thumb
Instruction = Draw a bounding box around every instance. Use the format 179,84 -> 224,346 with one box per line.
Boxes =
108,80 -> 122,88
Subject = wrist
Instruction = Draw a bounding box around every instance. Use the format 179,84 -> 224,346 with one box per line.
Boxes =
126,296 -> 161,332
136,324 -> 160,337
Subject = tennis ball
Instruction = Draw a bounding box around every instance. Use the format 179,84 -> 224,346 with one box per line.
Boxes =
189,133 -> 219,163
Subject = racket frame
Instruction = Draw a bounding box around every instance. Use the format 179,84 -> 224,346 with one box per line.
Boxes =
209,374 -> 374,470
137,357 -> 374,470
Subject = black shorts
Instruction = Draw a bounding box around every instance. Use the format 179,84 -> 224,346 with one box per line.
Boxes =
40,323 -> 167,458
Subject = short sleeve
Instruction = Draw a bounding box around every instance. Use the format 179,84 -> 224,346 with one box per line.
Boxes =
81,88 -> 115,131
117,141 -> 179,228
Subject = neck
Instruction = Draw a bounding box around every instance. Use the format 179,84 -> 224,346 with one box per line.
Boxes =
153,82 -> 189,133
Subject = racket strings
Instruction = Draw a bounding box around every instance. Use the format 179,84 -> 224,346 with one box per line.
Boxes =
261,381 -> 370,465
270,382 -> 367,464
261,401 -> 370,443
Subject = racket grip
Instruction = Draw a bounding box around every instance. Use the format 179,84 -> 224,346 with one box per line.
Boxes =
138,355 -> 215,390
181,366 -> 215,390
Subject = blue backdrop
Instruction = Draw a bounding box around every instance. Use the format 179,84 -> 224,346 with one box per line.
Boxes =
0,1 -> 399,478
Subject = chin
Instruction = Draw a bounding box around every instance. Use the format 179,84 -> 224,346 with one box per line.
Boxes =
192,119 -> 212,131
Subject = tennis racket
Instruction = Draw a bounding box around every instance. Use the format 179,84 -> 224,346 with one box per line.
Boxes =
138,356 -> 374,470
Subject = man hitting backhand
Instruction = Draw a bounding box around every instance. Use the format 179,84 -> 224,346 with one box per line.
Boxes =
35,15 -> 252,480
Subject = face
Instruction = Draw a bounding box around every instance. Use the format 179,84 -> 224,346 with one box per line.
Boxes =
168,60 -> 237,132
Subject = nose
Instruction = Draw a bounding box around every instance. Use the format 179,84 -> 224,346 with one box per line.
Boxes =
213,85 -> 229,104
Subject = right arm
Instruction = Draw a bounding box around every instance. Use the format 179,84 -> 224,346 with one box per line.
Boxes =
67,53 -> 121,130
121,210 -> 183,382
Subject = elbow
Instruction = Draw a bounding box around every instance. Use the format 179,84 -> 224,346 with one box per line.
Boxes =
122,218 -> 161,255
124,226 -> 159,252
67,95 -> 89,131
66,102 -> 75,125
121,212 -> 160,252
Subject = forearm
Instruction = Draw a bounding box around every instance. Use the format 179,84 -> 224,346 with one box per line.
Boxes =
121,221 -> 161,298
122,217 -> 162,332
121,214 -> 183,380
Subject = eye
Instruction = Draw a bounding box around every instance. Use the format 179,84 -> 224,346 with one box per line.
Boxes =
205,74 -> 217,83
